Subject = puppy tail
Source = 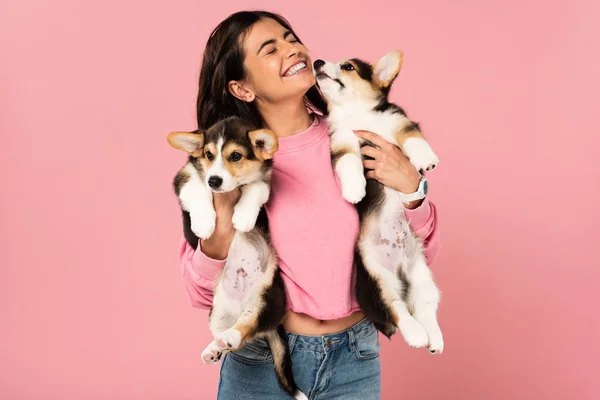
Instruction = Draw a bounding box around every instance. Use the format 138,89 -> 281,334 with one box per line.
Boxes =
264,326 -> 307,400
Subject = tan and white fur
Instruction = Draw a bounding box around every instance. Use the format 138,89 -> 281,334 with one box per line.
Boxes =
167,117 -> 307,399
314,51 -> 444,354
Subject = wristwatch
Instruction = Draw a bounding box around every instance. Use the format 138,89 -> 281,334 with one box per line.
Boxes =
402,175 -> 428,202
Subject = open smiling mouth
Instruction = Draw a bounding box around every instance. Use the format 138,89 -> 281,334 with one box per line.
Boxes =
283,61 -> 307,77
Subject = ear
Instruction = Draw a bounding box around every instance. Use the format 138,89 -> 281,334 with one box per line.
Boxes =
228,80 -> 256,102
248,129 -> 278,160
166,131 -> 204,157
374,51 -> 403,88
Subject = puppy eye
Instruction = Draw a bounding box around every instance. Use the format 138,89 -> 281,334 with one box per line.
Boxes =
229,152 -> 243,162
205,151 -> 214,161
341,64 -> 355,71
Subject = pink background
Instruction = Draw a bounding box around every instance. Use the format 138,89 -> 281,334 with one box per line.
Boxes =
1,0 -> 599,399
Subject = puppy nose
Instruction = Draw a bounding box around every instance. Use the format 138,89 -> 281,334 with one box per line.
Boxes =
314,59 -> 325,70
208,176 -> 223,189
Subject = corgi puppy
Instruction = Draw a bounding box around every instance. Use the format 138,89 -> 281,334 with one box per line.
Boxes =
167,117 -> 307,399
314,51 -> 444,354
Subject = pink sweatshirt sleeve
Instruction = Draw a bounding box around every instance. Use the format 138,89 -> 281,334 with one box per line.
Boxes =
179,235 -> 226,309
404,198 -> 441,265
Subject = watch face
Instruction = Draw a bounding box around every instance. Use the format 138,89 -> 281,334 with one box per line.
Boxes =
423,178 -> 428,195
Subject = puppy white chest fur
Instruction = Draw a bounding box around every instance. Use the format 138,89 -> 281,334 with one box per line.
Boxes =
329,105 -> 407,148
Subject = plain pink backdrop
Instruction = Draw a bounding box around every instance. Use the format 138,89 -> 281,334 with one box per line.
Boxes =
1,0 -> 599,399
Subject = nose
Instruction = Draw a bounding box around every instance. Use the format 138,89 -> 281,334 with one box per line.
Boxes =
208,176 -> 223,189
283,40 -> 299,58
314,59 -> 325,70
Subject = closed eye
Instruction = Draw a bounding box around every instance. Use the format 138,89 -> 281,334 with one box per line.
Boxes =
269,39 -> 298,55
284,31 -> 299,43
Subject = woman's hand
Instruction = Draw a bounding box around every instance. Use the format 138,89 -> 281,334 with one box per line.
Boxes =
353,130 -> 423,209
199,189 -> 241,259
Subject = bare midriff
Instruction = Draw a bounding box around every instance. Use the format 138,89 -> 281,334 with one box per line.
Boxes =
282,310 -> 366,336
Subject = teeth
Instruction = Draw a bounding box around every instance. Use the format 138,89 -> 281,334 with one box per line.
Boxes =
285,62 -> 306,76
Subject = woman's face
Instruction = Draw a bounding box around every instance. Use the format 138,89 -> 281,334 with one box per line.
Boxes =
234,18 -> 316,105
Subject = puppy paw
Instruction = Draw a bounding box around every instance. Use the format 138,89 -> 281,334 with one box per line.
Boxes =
232,204 -> 259,233
341,175 -> 367,204
427,328 -> 444,354
398,316 -> 429,348
403,138 -> 439,173
215,329 -> 242,351
201,341 -> 222,364
191,211 -> 216,239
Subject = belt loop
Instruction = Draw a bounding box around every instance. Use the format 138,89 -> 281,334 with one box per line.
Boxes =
348,328 -> 357,353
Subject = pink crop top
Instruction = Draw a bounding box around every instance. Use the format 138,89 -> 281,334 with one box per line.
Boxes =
178,115 -> 441,320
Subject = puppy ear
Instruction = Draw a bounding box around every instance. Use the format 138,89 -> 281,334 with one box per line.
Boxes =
374,51 -> 403,88
248,129 -> 278,160
167,131 -> 204,157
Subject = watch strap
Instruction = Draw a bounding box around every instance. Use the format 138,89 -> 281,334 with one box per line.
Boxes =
400,176 -> 427,202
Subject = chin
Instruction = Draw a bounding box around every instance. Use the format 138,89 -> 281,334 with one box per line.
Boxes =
280,79 -> 315,102
299,73 -> 317,92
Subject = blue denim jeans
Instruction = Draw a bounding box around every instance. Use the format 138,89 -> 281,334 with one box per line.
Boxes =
217,318 -> 381,399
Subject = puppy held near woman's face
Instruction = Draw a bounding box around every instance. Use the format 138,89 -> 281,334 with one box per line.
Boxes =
314,51 -> 444,354
167,117 -> 307,400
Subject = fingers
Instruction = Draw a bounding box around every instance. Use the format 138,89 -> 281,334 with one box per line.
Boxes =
363,159 -> 377,170
365,170 -> 378,180
360,145 -> 380,159
354,130 -> 392,150
213,188 -> 241,206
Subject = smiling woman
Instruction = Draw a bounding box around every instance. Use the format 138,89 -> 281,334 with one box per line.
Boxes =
226,18 -> 316,116
195,12 -> 326,133
178,10 -> 441,400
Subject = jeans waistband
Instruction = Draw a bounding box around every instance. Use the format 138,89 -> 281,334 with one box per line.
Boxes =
285,318 -> 375,354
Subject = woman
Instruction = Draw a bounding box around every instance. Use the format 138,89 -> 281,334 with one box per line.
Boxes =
178,10 -> 441,399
